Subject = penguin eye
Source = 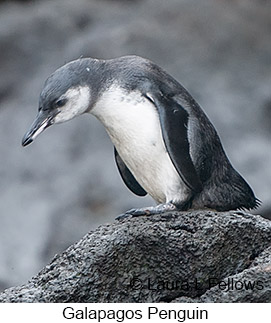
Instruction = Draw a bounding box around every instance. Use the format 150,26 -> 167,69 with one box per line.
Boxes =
55,98 -> 67,108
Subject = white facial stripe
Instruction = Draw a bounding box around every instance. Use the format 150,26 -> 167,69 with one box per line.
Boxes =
54,86 -> 90,124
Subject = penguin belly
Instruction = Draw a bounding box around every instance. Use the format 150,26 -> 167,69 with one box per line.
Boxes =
91,86 -> 189,204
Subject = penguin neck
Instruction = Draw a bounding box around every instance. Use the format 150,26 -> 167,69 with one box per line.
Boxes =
90,85 -> 149,145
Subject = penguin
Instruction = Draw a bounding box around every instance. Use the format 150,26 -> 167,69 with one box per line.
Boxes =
22,55 -> 260,218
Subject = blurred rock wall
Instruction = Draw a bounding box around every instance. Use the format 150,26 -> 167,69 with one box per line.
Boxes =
0,0 -> 270,290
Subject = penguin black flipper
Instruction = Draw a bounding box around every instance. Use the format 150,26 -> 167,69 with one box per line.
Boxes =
114,147 -> 147,196
146,92 -> 203,193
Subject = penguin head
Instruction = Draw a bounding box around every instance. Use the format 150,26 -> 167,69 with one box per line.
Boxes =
22,58 -> 101,146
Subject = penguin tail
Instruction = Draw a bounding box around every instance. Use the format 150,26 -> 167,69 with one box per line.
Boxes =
237,196 -> 261,211
229,172 -> 261,211
192,168 -> 260,212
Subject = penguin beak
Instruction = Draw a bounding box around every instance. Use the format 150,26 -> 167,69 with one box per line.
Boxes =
22,109 -> 56,147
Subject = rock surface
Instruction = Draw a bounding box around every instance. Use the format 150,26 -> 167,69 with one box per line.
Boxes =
174,246 -> 271,303
0,211 -> 270,303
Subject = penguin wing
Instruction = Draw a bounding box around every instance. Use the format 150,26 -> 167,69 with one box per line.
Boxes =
145,92 -> 202,193
114,147 -> 147,196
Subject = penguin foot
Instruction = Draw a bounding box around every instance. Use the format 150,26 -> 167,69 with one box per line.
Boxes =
116,202 -> 177,220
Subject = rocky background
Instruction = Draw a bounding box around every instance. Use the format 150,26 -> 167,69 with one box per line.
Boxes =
0,0 -> 270,291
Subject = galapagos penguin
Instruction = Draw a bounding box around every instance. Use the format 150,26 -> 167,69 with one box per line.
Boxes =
22,55 -> 260,217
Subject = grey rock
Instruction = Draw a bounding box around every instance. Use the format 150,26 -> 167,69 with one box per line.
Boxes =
0,210 -> 270,302
174,246 -> 271,303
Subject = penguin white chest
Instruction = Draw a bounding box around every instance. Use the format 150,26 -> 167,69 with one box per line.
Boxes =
91,86 -> 183,203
